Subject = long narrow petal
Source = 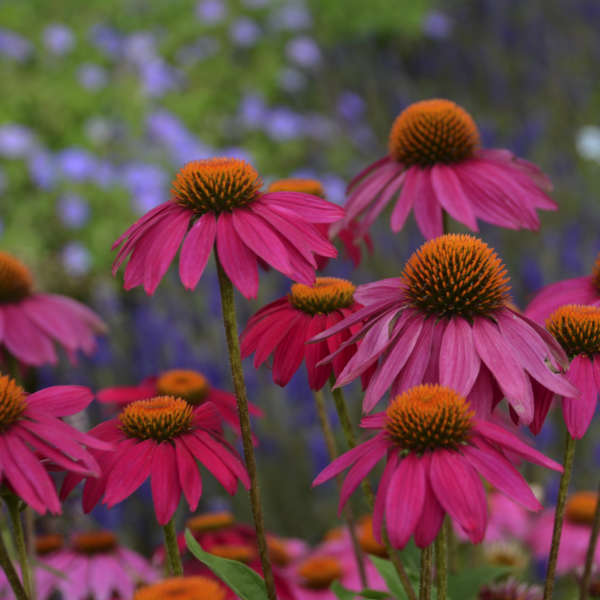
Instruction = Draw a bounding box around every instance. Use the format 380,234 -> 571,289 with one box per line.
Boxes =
151,442 -> 181,525
195,431 -> 250,489
562,356 -> 598,439
175,440 -> 202,511
413,455 -> 445,548
262,191 -> 345,223
305,315 -> 332,391
347,156 -> 393,192
179,213 -> 216,290
26,386 -> 93,417
373,452 -> 399,544
413,168 -> 443,239
272,314 -> 311,386
3,306 -> 57,365
439,317 -> 480,396
430,164 -> 478,231
390,167 -> 418,232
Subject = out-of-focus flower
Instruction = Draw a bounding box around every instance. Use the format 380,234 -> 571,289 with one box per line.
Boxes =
176,36 -> 220,65
77,63 -> 108,90
61,399 -> 250,524
0,28 -> 32,62
196,0 -> 226,24
58,194 -> 90,229
89,24 -> 122,57
576,126 -> 600,162
313,235 -> 575,423
270,3 -> 312,30
230,18 -> 261,47
0,251 -> 105,365
112,157 -> 343,298
485,493 -> 532,544
0,124 -> 35,158
265,108 -> 304,140
28,151 -> 56,189
61,242 -> 92,277
478,578 -> 542,600
337,92 -> 365,122
314,384 -> 562,548
240,94 -> 268,128
135,576 -> 228,600
278,67 -> 307,92
43,24 -> 74,55
140,59 -> 179,97
0,376 -> 109,514
342,99 -> 556,239
286,36 -> 321,68
57,147 -> 97,181
422,10 -> 453,39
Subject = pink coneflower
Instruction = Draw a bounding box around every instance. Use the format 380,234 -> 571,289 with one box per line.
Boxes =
0,374 -> 108,514
526,253 -> 600,323
241,277 -> 369,389
313,384 -> 562,548
540,305 -> 600,438
313,234 -> 576,426
529,492 -> 600,574
34,531 -> 158,600
61,397 -> 250,525
0,251 -> 105,366
134,576 -> 229,600
484,493 -> 533,544
267,178 -> 373,268
112,158 -> 344,298
97,368 -> 262,437
342,99 -> 555,238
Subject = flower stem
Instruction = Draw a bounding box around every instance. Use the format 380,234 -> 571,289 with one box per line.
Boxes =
0,529 -> 27,600
328,377 -> 417,600
543,431 -> 576,600
579,479 -> 600,600
435,520 -> 448,600
313,389 -> 368,589
419,545 -> 433,600
163,518 -> 183,576
6,497 -> 32,598
215,255 -> 277,600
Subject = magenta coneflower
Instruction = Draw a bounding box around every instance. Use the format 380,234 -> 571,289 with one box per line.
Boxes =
0,375 -> 109,514
539,305 -> 600,439
313,384 -> 562,548
526,253 -> 600,323
313,234 -> 576,424
134,576 -> 229,600
97,368 -> 262,437
343,99 -> 556,238
112,159 -> 344,298
61,397 -> 250,525
0,251 -> 105,366
241,277 -> 367,390
267,178 -> 373,268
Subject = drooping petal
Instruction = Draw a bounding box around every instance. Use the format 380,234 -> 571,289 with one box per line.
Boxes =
439,317 -> 480,396
562,355 -> 598,439
413,455 -> 445,548
179,213 -> 217,290
413,168 -> 443,239
26,385 -> 93,417
2,305 -> 57,365
272,314 -> 311,386
305,315 -> 332,390
373,451 -> 399,544
175,439 -> 202,511
430,164 -> 478,231
151,442 -> 182,525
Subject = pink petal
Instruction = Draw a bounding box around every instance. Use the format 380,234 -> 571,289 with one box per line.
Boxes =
562,355 -> 598,439
360,171 -> 407,234
96,384 -> 155,406
529,378 -> 555,436
413,456 -> 445,548
2,305 -> 57,365
262,191 -> 345,223
195,431 -> 250,488
304,315 -> 332,390
373,452 -> 399,543
151,442 -> 181,525
175,439 -> 202,511
26,385 -> 93,417
347,156 -> 393,192
430,164 -> 478,231
439,317 -> 480,396
244,307 -> 299,366
179,213 -> 216,290
412,168 -> 443,239
272,314 -> 311,386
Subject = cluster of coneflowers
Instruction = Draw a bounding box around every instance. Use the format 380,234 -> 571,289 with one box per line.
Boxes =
0,98 -> 599,600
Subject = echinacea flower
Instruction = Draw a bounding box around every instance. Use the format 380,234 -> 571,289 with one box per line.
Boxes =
313,234 -> 576,425
313,384 -> 562,548
529,492 -> 600,574
0,375 -> 109,514
526,253 -> 600,323
134,576 -> 228,600
241,277 -> 368,389
540,305 -> 600,438
112,158 -> 344,298
267,178 -> 373,268
483,493 -> 532,544
0,251 -> 105,366
97,368 -> 262,437
35,531 -> 158,600
61,397 -> 250,524
342,98 -> 555,238
478,577 -> 542,600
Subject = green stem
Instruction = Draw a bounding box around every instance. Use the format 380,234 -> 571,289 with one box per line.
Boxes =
419,545 -> 433,600
215,255 -> 277,600
0,530 -> 27,600
579,480 -> 600,600
162,518 -> 183,576
543,431 -> 576,600
435,521 -> 448,600
313,389 -> 368,589
6,497 -> 32,598
446,519 -> 457,574
328,377 -> 417,600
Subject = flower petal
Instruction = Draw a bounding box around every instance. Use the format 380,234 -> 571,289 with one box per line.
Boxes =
179,213 -> 216,290
439,317 -> 480,396
562,355 -> 598,439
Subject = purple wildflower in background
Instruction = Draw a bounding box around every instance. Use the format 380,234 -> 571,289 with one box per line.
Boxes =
28,151 -> 55,189
43,24 -> 74,55
270,3 -> 312,30
123,163 -> 168,213
176,36 -> 220,65
89,24 -> 122,57
337,91 -> 365,121
78,63 -> 108,90
140,60 -> 179,97
230,18 -> 261,47
196,0 -> 226,24
265,108 -> 304,140
278,67 -> 306,92
62,242 -> 92,276
422,10 -> 453,39
240,94 -> 267,128
0,28 -> 32,61
0,124 -> 35,158
123,32 -> 156,65
57,148 -> 97,181
286,36 -> 321,68
58,194 -> 90,229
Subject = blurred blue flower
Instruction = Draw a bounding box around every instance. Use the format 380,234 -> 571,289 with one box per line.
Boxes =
140,59 -> 179,97
286,36 -> 321,68
123,162 -> 169,212
230,18 -> 261,47
85,116 -> 115,145
43,23 -> 74,55
270,3 -> 312,30
124,32 -> 156,66
304,114 -> 334,141
321,174 -> 347,206
0,28 -> 32,62
520,256 -> 544,295
265,108 -> 304,140
0,124 -> 35,158
57,148 -> 97,181
337,91 -> 365,122
176,36 -> 220,65
28,151 -> 55,189
422,10 -> 453,39
278,67 -> 306,92
196,0 -> 226,24
89,24 -> 122,57
147,110 -> 190,147
58,194 -> 90,228
240,94 -> 267,128
92,160 -> 117,187
78,63 -> 108,90
62,242 -> 92,276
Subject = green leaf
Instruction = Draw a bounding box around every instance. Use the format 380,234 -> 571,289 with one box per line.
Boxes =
358,590 -> 392,599
447,565 -> 513,600
185,529 -> 269,600
368,555 -> 410,599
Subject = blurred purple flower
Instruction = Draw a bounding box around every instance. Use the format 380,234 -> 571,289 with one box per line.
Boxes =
57,194 -> 90,228
422,10 -> 453,39
78,63 -> 108,90
89,24 -> 122,57
28,151 -> 55,189
278,67 -> 306,92
265,108 -> 304,140
520,256 -> 544,294
0,125 -> 35,158
123,162 -> 169,213
124,33 -> 156,65
321,174 -> 346,206
285,36 -> 321,68
91,160 -> 116,187
147,110 -> 190,146
304,113 -> 334,140
57,148 -> 97,180
62,242 -> 92,276
0,29 -> 32,62
240,94 -> 267,128
230,18 -> 261,47
337,91 -> 365,121
43,24 -> 74,55
176,37 -> 219,65
270,3 -> 312,30
140,60 -> 179,97
196,0 -> 226,24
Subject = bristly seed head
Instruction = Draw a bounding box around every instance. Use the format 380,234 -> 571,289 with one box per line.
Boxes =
0,374 -> 27,432
209,544 -> 255,563
565,491 -> 598,526
119,396 -> 193,442
172,158 -> 262,214
72,531 -> 117,555
289,277 -> 355,315
297,556 -> 343,589
388,99 -> 480,167
385,384 -> 474,453
546,305 -> 600,359
134,576 -> 227,600
156,370 -> 210,406
0,252 -> 33,304
186,511 -> 235,534
35,534 -> 64,556
267,178 -> 325,198
402,234 -> 511,319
